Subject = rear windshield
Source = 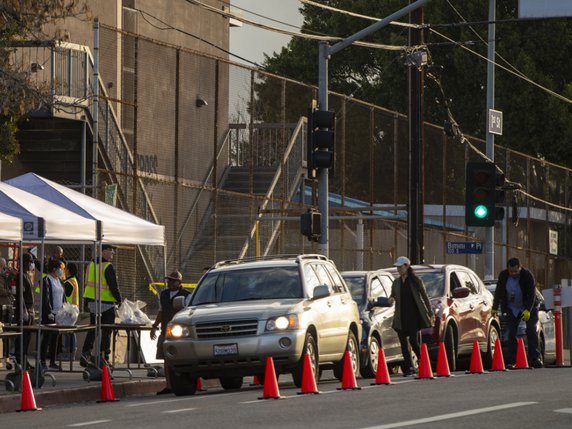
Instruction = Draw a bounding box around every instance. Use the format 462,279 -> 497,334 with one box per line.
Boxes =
342,275 -> 366,306
191,266 -> 302,305
416,272 -> 445,298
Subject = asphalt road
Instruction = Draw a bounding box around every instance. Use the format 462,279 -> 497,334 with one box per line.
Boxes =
4,368 -> 572,428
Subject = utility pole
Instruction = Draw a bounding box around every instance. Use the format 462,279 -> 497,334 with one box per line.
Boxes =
407,2 -> 425,264
484,0 -> 496,280
316,0 -> 431,257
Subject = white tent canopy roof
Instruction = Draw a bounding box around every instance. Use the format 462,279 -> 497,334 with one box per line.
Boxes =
7,173 -> 165,246
0,211 -> 23,242
0,181 -> 97,242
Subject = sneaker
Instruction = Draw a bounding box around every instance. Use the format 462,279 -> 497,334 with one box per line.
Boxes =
48,363 -> 62,371
506,363 -> 516,370
531,358 -> 543,369
403,367 -> 417,377
79,353 -> 91,368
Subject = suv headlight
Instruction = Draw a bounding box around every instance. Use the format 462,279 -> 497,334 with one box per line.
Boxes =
265,315 -> 298,331
166,323 -> 190,338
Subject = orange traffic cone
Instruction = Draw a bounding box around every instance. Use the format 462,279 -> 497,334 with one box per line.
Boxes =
196,377 -> 206,391
515,338 -> 530,369
371,347 -> 392,385
17,371 -> 41,412
466,340 -> 485,374
258,357 -> 281,399
250,375 -> 260,386
436,342 -> 451,377
337,350 -> 360,390
415,343 -> 435,379
97,365 -> 119,402
297,353 -> 319,394
490,338 -> 507,371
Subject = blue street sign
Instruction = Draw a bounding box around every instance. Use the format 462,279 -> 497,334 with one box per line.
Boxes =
446,241 -> 483,254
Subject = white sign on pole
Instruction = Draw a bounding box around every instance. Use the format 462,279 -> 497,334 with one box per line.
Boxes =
549,229 -> 558,255
519,0 -> 572,18
488,109 -> 503,135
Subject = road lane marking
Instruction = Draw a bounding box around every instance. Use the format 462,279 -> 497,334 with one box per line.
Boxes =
162,408 -> 196,414
126,398 -> 194,407
67,420 -> 112,427
361,402 -> 538,429
555,408 -> 572,414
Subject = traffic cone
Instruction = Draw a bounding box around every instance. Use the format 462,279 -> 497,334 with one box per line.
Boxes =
97,365 -> 119,402
371,347 -> 392,385
515,338 -> 530,369
337,350 -> 361,390
196,377 -> 206,391
415,343 -> 435,379
490,338 -> 507,371
297,353 -> 319,394
258,357 -> 281,399
466,340 -> 485,374
17,371 -> 41,412
250,375 -> 260,386
435,342 -> 451,377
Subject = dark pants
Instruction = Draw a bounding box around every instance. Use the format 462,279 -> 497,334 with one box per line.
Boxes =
82,308 -> 115,359
14,319 -> 33,365
40,331 -> 58,365
505,307 -> 540,364
398,330 -> 421,370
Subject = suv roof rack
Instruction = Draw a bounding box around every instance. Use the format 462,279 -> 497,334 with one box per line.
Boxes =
212,253 -> 329,269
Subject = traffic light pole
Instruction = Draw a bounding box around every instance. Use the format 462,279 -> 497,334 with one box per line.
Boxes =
316,0 -> 431,257
484,0 -> 496,280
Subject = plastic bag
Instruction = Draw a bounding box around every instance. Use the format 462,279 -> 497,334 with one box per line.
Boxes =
118,299 -> 152,325
55,302 -> 80,326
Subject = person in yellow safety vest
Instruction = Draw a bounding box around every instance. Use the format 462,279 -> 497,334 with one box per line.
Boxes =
80,244 -> 122,368
63,262 -> 80,360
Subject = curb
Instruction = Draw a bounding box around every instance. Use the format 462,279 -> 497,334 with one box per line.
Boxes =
0,378 -> 166,414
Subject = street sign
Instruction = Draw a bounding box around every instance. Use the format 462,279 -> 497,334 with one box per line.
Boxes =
446,241 -> 483,254
488,109 -> 503,135
549,229 -> 558,255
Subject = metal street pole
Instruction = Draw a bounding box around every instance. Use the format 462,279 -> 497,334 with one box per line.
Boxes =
485,0 -> 495,280
316,0 -> 431,257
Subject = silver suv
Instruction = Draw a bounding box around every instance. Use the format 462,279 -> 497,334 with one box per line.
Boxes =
163,254 -> 361,395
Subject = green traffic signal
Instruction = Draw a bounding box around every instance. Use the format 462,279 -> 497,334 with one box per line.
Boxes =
474,205 -> 488,219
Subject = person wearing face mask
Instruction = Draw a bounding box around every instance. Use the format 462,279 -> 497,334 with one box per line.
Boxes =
14,253 -> 36,368
40,259 -> 66,371
150,271 -> 191,395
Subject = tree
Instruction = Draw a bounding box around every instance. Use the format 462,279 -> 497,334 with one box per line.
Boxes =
0,1 -> 88,162
260,0 -> 572,167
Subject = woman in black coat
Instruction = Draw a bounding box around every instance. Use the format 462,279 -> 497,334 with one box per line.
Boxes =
40,259 -> 66,371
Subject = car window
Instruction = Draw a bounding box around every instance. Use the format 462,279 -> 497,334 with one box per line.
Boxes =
468,272 -> 482,293
325,264 -> 347,293
450,272 -> 462,293
304,264 -> 321,292
192,266 -> 302,304
191,272 -> 220,305
416,272 -> 445,298
371,277 -> 387,299
456,271 -> 478,294
342,275 -> 366,306
313,263 -> 335,293
379,275 -> 394,295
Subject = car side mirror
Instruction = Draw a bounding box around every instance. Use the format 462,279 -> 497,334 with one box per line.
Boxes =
370,297 -> 392,308
451,287 -> 470,299
173,295 -> 186,311
539,302 -> 546,312
312,285 -> 330,300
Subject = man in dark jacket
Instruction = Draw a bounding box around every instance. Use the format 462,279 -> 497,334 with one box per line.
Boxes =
492,257 -> 542,368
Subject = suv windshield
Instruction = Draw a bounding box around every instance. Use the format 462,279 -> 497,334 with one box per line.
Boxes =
342,275 -> 366,307
416,272 -> 445,298
191,266 -> 302,305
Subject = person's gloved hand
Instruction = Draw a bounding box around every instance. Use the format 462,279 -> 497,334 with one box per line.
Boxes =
522,309 -> 530,321
491,309 -> 498,317
47,313 -> 55,322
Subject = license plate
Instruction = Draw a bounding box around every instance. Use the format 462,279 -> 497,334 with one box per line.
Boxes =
213,343 -> 238,356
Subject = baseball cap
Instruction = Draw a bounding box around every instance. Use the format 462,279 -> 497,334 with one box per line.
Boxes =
393,256 -> 411,267
102,244 -> 116,251
165,271 -> 183,281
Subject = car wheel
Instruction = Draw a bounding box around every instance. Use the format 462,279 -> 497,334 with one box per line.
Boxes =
166,364 -> 197,396
292,333 -> 318,388
220,376 -> 243,390
483,325 -> 499,369
444,325 -> 457,372
333,331 -> 360,381
360,335 -> 380,379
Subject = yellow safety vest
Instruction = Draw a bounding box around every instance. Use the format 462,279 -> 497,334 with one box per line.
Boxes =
83,262 -> 116,303
64,276 -> 80,306
35,272 -> 47,294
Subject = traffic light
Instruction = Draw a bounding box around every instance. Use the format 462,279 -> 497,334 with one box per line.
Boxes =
465,162 -> 496,227
307,108 -> 335,172
300,209 -> 321,242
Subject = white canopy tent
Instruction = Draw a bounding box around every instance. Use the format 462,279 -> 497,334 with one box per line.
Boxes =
0,212 -> 23,242
6,173 -> 164,245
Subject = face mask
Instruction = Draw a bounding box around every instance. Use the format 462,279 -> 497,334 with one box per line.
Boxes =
29,263 -> 35,272
56,268 -> 64,277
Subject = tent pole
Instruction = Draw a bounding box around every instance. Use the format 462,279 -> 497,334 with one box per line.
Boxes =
18,241 -> 24,371
35,240 -> 45,389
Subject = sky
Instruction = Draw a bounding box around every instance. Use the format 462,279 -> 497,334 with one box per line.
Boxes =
229,0 -> 303,67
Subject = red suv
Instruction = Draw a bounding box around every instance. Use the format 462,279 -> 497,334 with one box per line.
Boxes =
384,264 -> 500,371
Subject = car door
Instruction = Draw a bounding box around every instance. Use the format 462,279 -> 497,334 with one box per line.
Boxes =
468,271 -> 491,344
448,270 -> 474,350
371,274 -> 401,359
